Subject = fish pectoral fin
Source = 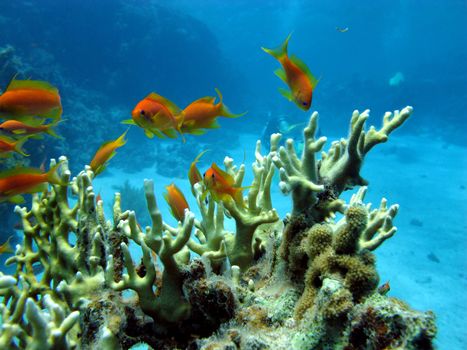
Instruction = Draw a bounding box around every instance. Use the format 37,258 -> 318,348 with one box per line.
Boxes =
144,129 -> 155,139
278,87 -> 293,101
161,128 -> 178,139
274,68 -> 287,83
188,128 -> 206,135
46,106 -> 62,120
121,119 -> 137,125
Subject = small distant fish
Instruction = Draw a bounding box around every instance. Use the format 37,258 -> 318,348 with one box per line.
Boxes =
125,92 -> 184,140
336,27 -> 349,33
262,34 -> 318,110
0,135 -> 29,157
0,119 -> 62,138
203,162 -> 245,204
378,281 -> 390,295
0,77 -> 62,122
180,88 -> 245,135
164,183 -> 190,222
90,129 -> 128,176
0,236 -> 14,254
0,162 -> 64,203
188,150 -> 208,189
427,252 -> 440,263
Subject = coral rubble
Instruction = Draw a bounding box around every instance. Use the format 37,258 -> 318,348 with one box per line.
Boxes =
0,107 -> 436,349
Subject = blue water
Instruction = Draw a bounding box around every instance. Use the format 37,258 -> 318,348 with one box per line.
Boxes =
0,1 -> 466,348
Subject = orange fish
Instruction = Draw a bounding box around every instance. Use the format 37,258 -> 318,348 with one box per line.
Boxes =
203,162 -> 244,204
90,129 -> 128,176
163,183 -> 190,222
126,92 -> 183,140
188,150 -> 208,188
0,135 -> 29,157
180,88 -> 245,135
0,236 -> 14,254
0,78 -> 62,121
262,34 -> 318,110
0,119 -> 61,138
0,162 -> 64,203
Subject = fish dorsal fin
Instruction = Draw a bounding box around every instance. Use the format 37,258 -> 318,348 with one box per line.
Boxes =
6,78 -> 59,94
121,119 -> 137,125
146,93 -> 182,116
274,68 -> 287,83
211,163 -> 235,186
214,88 -> 223,104
0,167 -> 43,179
289,55 -> 319,88
191,96 -> 216,105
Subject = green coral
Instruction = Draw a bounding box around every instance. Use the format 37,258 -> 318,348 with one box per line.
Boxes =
0,105 -> 437,349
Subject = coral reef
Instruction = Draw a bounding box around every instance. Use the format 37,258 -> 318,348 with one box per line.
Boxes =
0,107 -> 437,349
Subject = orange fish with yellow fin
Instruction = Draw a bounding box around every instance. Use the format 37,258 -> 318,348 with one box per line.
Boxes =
125,93 -> 184,140
164,183 -> 190,222
180,88 -> 245,135
90,129 -> 128,176
0,119 -> 61,139
203,163 -> 246,205
0,162 -> 65,203
262,34 -> 318,110
0,78 -> 62,122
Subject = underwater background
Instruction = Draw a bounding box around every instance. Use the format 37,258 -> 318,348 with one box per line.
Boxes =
0,0 -> 465,349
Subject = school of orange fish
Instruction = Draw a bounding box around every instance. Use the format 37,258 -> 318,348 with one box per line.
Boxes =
0,35 -> 318,252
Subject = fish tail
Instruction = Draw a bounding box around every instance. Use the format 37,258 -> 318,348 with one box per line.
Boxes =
215,88 -> 246,118
175,113 -> 186,143
261,33 -> 292,60
1,235 -> 14,254
45,121 -> 64,139
194,149 -> 209,165
13,137 -> 30,157
220,105 -> 247,119
46,161 -> 66,186
116,127 -> 130,147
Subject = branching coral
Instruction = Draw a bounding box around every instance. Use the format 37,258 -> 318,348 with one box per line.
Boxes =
0,105 -> 436,349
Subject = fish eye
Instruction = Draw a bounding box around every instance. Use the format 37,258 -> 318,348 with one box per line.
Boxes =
302,102 -> 308,106
140,110 -> 145,115
211,174 -> 215,178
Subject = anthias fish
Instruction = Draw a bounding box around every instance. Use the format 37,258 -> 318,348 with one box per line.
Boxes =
262,34 -> 318,110
203,162 -> 244,204
180,88 -> 245,135
129,92 -> 183,139
188,150 -> 208,188
0,119 -> 61,138
0,78 -> 62,121
164,183 -> 190,222
0,162 -> 64,203
90,129 -> 128,176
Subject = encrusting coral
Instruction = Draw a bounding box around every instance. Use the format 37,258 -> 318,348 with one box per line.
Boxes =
0,106 -> 436,349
